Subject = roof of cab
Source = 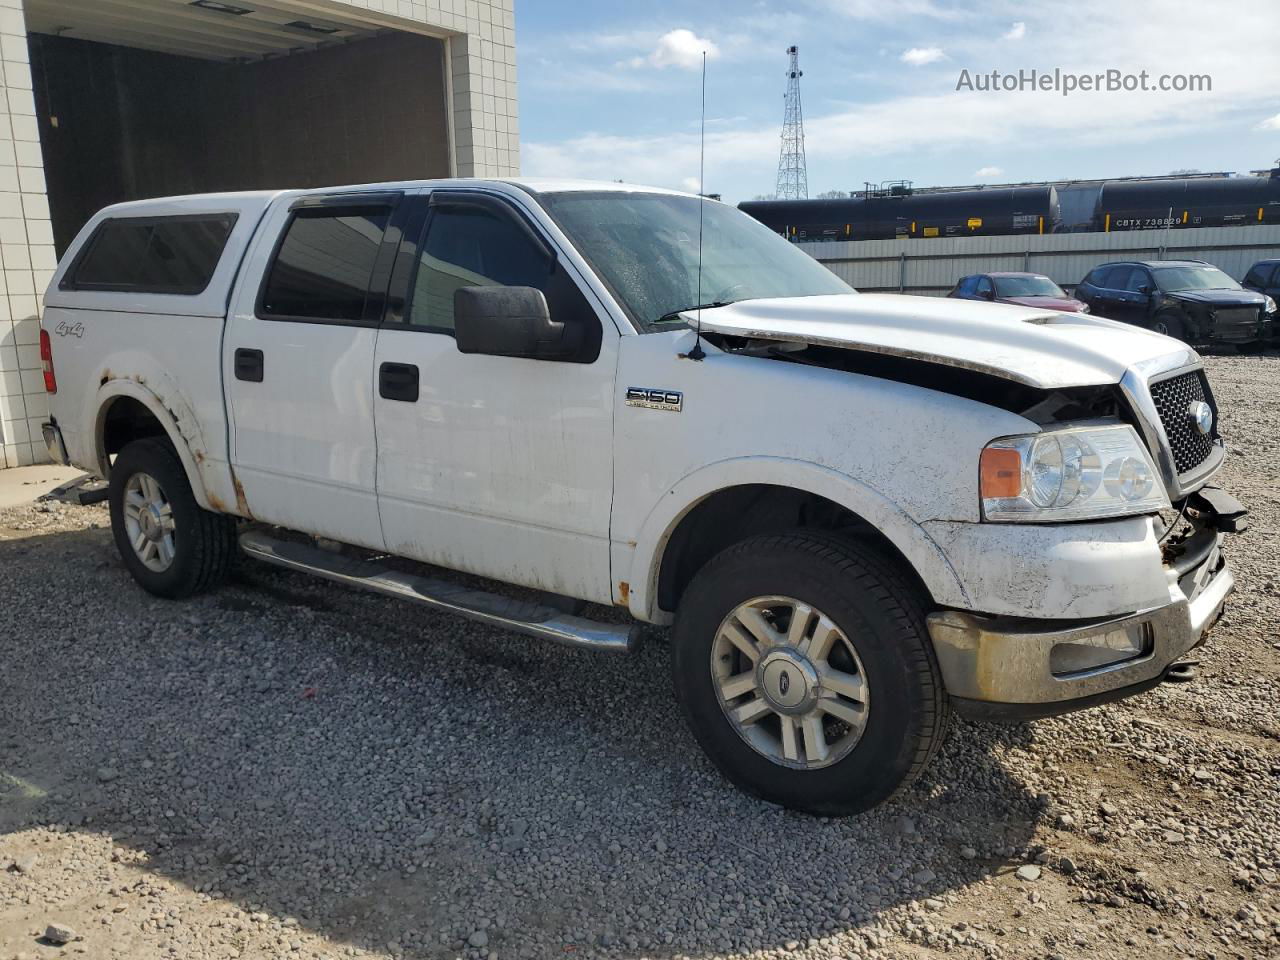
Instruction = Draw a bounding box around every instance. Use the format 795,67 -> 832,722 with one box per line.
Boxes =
80,179 -> 692,221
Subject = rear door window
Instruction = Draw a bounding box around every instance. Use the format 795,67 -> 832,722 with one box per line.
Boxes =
65,216 -> 237,295
260,205 -> 392,322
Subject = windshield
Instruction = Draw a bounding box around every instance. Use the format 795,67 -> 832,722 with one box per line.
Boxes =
1154,265 -> 1240,292
536,191 -> 853,327
993,275 -> 1066,298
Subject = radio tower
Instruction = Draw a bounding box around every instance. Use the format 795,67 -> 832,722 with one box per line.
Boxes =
775,45 -> 808,200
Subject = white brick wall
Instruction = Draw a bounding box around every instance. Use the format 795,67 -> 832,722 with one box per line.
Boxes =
0,0 -> 518,468
0,0 -> 53,469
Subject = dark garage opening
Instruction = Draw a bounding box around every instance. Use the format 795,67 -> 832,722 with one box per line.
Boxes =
31,31 -> 452,255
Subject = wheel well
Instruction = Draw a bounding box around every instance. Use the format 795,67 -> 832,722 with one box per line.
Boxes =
100,397 -> 169,472
655,484 -> 929,614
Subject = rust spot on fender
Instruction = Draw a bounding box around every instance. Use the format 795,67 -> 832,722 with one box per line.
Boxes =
99,369 -> 113,386
206,492 -> 226,512
193,450 -> 205,464
617,581 -> 630,606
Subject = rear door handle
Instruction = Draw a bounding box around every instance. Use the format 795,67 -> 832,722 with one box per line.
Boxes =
234,348 -> 264,382
379,362 -> 419,402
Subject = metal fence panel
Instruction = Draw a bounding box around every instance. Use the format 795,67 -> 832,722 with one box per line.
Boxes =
802,225 -> 1280,296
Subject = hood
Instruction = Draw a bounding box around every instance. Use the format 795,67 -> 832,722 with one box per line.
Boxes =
1165,288 -> 1265,307
1001,294 -> 1086,312
696,294 -> 1192,390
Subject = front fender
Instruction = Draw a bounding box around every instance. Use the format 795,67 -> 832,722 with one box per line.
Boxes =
623,456 -> 972,623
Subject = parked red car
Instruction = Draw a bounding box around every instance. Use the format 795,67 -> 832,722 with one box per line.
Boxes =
948,272 -> 1089,313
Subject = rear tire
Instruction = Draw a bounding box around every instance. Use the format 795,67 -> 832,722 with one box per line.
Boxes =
671,533 -> 949,816
109,438 -> 236,599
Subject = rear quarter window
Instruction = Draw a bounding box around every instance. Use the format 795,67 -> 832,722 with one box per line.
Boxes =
63,215 -> 237,295
1084,266 -> 1116,288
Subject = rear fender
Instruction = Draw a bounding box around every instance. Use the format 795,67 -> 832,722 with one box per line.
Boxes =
92,374 -> 236,515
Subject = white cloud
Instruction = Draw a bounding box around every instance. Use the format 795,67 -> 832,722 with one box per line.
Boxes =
681,176 -> 702,192
900,46 -> 945,66
628,29 -> 720,70
1002,21 -> 1026,40
523,0 -> 1280,200
974,166 -> 1003,178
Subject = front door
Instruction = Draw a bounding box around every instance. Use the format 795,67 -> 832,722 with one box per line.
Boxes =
372,190 -> 618,603
1110,266 -> 1154,326
223,193 -> 401,549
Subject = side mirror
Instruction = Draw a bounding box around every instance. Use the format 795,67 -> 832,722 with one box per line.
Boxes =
454,286 -> 569,360
982,289 -> 995,301
1138,284 -> 1153,295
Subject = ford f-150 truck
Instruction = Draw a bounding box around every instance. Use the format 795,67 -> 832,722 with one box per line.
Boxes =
39,179 -> 1246,815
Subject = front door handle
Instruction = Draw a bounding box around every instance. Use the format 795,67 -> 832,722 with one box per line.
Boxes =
234,348 -> 264,382
379,362 -> 419,402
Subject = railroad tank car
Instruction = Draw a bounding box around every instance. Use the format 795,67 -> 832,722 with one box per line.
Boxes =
739,186 -> 1058,241
1093,175 -> 1280,231
735,198 -> 868,241
876,187 -> 1058,239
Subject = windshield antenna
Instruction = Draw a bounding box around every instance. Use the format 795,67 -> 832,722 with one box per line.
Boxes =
683,49 -> 708,361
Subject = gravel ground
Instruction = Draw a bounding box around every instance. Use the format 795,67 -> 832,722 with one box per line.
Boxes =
2,352 -> 1278,960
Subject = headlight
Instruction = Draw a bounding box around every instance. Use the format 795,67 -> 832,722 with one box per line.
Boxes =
980,424 -> 1169,522
1265,295 -> 1276,315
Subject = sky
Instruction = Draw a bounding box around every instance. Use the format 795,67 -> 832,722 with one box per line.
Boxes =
515,0 -> 1280,204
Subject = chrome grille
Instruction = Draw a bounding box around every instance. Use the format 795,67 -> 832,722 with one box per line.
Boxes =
1149,371 -> 1215,475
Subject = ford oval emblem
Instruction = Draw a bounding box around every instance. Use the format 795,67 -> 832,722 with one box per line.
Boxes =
778,671 -> 791,696
1187,400 -> 1213,437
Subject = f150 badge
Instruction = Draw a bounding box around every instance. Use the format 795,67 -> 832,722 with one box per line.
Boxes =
625,387 -> 683,412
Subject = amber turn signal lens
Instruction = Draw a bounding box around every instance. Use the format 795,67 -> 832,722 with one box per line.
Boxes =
980,447 -> 1021,499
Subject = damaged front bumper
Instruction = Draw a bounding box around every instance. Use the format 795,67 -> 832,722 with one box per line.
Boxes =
927,493 -> 1244,720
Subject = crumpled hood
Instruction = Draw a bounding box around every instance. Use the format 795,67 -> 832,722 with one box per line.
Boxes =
1166,288 -> 1265,308
697,293 -> 1191,389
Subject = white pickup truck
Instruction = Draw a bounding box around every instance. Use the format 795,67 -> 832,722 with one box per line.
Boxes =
39,179 -> 1245,815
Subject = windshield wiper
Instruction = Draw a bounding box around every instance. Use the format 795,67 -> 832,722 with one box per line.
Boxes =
655,300 -> 735,324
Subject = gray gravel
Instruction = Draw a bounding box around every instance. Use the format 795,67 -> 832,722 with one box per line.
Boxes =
1,351 -> 1279,960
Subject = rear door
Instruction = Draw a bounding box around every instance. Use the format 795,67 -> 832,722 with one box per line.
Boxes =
223,192 -> 402,548
371,188 -> 618,603
1081,266 -> 1121,317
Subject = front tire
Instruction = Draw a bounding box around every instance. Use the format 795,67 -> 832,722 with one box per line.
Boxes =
671,533 -> 949,815
109,438 -> 236,599
1151,312 -> 1187,341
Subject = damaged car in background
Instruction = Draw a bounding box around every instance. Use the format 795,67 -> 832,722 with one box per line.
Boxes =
40,181 -> 1246,815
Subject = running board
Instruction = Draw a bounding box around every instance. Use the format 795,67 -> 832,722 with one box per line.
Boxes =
239,530 -> 639,654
